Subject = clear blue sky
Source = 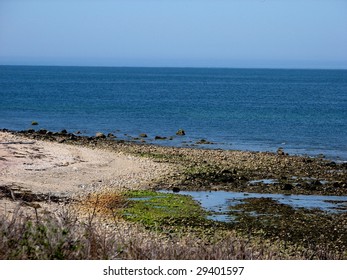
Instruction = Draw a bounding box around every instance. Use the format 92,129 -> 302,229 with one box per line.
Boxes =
1,0 -> 347,69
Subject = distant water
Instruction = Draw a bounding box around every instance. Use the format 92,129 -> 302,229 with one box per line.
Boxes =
1,66 -> 346,160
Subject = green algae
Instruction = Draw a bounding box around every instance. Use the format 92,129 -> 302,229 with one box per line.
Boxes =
120,190 -> 220,232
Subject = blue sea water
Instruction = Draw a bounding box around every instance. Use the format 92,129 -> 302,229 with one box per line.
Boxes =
0,65 -> 346,160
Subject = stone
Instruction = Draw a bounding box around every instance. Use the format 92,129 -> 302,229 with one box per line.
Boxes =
277,148 -> 285,156
68,134 -> 77,140
155,136 -> 167,140
96,132 -> 106,139
139,133 -> 148,138
312,180 -> 322,186
31,121 -> 38,126
172,187 -> 180,193
282,183 -> 293,191
38,129 -> 48,135
176,129 -> 185,136
196,139 -> 213,144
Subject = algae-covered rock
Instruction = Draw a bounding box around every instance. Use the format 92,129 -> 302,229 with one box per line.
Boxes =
176,129 -> 185,136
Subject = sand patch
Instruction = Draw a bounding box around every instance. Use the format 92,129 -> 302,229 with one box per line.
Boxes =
0,131 -> 171,215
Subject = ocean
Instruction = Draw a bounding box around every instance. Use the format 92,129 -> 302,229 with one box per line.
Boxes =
1,65 -> 346,160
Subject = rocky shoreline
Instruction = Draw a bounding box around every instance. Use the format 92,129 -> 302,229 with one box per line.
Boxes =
1,128 -> 347,260
2,128 -> 346,196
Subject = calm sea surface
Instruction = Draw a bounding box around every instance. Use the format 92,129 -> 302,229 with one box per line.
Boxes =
1,66 -> 346,160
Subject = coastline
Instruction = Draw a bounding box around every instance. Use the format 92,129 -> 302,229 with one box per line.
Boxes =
1,128 -> 347,259
1,128 -> 347,196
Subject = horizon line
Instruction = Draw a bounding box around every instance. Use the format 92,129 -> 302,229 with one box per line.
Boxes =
1,63 -> 347,71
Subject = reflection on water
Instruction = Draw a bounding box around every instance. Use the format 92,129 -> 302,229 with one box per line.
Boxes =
160,190 -> 347,222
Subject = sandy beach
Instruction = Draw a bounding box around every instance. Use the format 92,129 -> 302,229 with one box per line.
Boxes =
0,131 -> 172,215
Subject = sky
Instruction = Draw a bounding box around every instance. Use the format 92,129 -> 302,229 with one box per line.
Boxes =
1,0 -> 347,69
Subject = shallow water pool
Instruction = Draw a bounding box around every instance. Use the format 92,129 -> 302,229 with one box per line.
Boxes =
160,190 -> 347,222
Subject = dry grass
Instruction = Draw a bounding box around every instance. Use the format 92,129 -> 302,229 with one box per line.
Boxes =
1,203 -> 344,260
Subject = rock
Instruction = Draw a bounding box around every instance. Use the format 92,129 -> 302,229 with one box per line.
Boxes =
277,148 -> 285,156
139,133 -> 148,138
312,180 -> 322,186
95,132 -> 106,139
31,121 -> 38,126
155,136 -> 167,140
68,134 -> 77,140
172,187 -> 180,193
61,129 -> 68,134
282,183 -> 293,191
176,129 -> 185,136
38,129 -> 48,135
196,139 -> 213,144
107,133 -> 115,138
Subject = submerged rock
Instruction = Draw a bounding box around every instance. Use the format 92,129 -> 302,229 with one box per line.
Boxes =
196,139 -> 213,145
176,129 -> 185,136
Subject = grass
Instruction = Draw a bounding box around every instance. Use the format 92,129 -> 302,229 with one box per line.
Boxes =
1,192 -> 346,259
121,190 -> 206,228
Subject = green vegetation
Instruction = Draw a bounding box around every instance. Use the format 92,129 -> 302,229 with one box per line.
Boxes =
121,190 -> 216,232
